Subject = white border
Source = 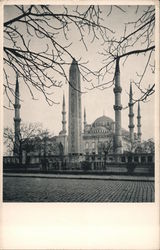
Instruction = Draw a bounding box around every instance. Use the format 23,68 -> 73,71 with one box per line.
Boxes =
0,1 -> 159,249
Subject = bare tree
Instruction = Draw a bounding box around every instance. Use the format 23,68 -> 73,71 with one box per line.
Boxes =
98,136 -> 113,155
3,127 -> 15,155
4,5 -> 113,107
4,5 -> 155,108
3,122 -> 53,156
134,138 -> 155,153
95,5 -> 155,105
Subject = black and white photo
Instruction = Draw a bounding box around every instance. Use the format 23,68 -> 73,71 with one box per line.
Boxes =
3,4 -> 155,203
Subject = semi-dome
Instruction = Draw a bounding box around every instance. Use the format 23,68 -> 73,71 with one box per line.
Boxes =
93,115 -> 114,127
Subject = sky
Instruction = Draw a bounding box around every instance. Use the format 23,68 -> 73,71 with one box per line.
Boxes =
3,5 -> 155,143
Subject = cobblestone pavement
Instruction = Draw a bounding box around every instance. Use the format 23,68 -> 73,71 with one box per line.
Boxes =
3,176 -> 154,202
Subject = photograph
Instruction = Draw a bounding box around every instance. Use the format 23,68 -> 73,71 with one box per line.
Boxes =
3,4 -> 155,203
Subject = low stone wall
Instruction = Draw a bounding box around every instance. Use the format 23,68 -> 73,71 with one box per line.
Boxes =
3,161 -> 154,176
3,153 -> 154,176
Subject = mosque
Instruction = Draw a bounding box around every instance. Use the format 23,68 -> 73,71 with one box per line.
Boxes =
13,57 -> 142,161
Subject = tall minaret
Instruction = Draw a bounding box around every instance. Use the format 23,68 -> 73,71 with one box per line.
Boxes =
62,93 -> 66,134
128,82 -> 134,147
113,57 -> 123,154
68,58 -> 82,154
84,107 -> 87,131
137,101 -> 142,142
14,73 -> 21,155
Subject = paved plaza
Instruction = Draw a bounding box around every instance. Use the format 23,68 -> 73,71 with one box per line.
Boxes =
3,174 -> 154,202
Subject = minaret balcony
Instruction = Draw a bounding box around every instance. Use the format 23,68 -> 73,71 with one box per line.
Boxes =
14,118 -> 21,122
128,124 -> 135,129
128,113 -> 134,117
14,104 -> 21,109
113,105 -> 122,111
128,103 -> 134,107
113,86 -> 122,94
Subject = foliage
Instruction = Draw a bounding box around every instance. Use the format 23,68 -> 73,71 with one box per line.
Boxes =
141,138 -> 155,153
98,135 -> 113,155
134,138 -> 155,153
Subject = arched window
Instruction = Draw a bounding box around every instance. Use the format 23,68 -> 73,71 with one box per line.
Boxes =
85,142 -> 89,149
92,142 -> 95,149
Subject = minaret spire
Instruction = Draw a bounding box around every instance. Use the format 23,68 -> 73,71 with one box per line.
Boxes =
84,107 -> 87,131
113,57 -> 123,154
137,101 -> 142,142
14,73 -> 21,156
128,82 -> 134,149
62,93 -> 66,134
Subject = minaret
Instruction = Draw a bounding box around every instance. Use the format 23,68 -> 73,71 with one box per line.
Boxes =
113,57 -> 123,154
84,107 -> 87,131
14,73 -> 21,155
68,58 -> 82,154
62,93 -> 66,134
128,82 -> 134,147
137,101 -> 142,142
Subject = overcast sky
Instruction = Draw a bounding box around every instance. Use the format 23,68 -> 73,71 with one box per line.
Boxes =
3,5 -> 155,142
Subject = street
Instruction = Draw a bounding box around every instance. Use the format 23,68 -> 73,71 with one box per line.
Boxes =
3,175 -> 154,202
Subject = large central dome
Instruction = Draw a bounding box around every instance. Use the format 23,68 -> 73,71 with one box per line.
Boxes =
93,115 -> 114,127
